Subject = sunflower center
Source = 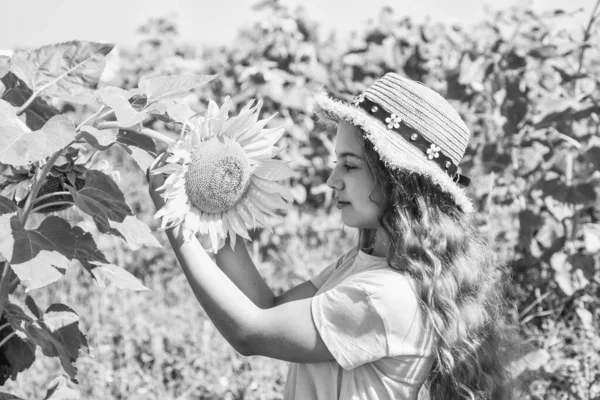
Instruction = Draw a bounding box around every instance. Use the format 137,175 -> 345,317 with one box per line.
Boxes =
184,136 -> 253,214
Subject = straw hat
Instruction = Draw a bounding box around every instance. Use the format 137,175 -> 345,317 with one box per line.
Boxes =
313,73 -> 473,213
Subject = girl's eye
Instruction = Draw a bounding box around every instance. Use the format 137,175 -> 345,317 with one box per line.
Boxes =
332,161 -> 356,171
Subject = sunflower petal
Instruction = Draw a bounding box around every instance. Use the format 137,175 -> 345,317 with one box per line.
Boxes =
242,198 -> 273,231
246,145 -> 285,161
151,163 -> 184,175
240,126 -> 285,150
207,214 -> 220,252
221,99 -> 261,139
227,223 -> 237,250
248,186 -> 292,211
236,202 -> 255,228
253,160 -> 298,181
226,209 -> 251,240
214,98 -> 233,135
206,99 -> 219,119
252,177 -> 295,202
237,113 -> 276,145
182,211 -> 200,242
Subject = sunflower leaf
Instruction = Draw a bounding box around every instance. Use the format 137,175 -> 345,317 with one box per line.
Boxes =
2,216 -> 84,291
19,304 -> 89,383
97,91 -> 148,128
86,261 -> 149,291
93,215 -> 161,251
68,170 -> 132,222
0,56 -> 10,78
43,375 -> 82,400
1,72 -> 60,130
10,40 -> 114,104
139,75 -> 217,103
116,130 -> 157,172
0,101 -> 76,166
0,195 -> 17,215
79,126 -> 118,150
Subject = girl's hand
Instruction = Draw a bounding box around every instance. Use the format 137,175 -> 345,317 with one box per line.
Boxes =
146,152 -> 169,209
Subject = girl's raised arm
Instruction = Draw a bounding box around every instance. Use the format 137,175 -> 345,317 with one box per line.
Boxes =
213,236 -> 318,309
164,226 -> 333,363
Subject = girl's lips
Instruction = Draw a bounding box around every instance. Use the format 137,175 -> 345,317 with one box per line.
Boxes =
336,201 -> 350,209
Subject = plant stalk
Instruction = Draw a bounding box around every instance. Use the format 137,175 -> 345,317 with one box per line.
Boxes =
0,332 -> 16,348
0,262 -> 12,322
576,0 -> 600,77
30,191 -> 72,207
76,105 -> 106,131
31,201 -> 75,214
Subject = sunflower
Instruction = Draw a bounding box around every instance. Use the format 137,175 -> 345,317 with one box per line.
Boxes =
151,97 -> 296,253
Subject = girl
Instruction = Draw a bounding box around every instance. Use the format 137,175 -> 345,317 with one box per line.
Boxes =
148,73 -> 522,399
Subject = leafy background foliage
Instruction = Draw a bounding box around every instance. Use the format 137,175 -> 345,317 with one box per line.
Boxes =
0,1 -> 599,399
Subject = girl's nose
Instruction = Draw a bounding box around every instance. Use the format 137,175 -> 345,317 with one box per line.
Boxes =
326,169 -> 343,191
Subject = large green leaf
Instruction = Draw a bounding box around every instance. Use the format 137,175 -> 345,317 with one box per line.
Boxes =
97,89 -> 148,128
5,216 -> 72,291
0,100 -> 76,166
138,74 -> 217,103
585,146 -> 600,171
93,215 -> 161,250
10,216 -> 77,264
116,130 -> 157,172
0,196 -> 16,215
88,262 -> 149,291
0,56 -> 10,79
10,41 -> 114,105
43,375 -> 82,400
78,126 -> 118,150
0,393 -> 25,400
536,179 -> 597,206
5,302 -> 88,383
1,72 -> 60,130
71,225 -> 108,265
68,170 -> 132,222
1,310 -> 36,381
0,213 -> 15,262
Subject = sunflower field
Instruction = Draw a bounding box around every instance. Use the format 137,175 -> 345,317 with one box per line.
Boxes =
0,1 -> 599,399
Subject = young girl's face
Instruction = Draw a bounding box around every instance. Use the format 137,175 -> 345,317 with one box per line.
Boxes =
327,121 -> 385,230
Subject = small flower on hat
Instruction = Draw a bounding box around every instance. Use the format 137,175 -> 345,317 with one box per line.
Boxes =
351,93 -> 365,107
385,113 -> 401,129
427,144 -> 441,160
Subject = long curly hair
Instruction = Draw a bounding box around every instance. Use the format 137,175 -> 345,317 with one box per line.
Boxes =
357,136 -> 525,399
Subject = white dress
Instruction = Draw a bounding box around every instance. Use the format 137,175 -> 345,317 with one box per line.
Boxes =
284,247 -> 435,400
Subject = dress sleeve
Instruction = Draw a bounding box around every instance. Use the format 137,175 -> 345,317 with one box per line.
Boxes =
310,248 -> 358,290
310,260 -> 337,290
311,279 -> 387,370
311,269 -> 427,370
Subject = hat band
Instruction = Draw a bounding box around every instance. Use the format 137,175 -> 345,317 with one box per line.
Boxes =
354,96 -> 470,187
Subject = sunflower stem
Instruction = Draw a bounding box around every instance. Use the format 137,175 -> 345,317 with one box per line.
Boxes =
31,201 -> 75,214
0,332 -> 16,348
20,149 -> 67,225
95,121 -> 175,145
30,191 -> 71,207
0,262 -> 12,322
76,105 -> 106,131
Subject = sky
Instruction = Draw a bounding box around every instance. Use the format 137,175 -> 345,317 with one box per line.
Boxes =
0,0 -> 594,51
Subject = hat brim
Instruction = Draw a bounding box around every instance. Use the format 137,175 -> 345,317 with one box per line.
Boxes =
313,91 -> 474,213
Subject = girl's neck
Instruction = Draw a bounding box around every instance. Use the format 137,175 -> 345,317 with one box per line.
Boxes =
370,231 -> 389,258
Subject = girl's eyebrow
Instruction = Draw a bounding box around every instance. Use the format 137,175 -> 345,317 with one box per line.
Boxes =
334,151 -> 363,160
